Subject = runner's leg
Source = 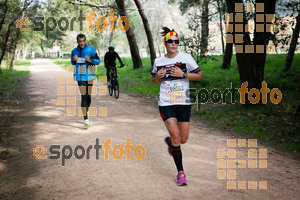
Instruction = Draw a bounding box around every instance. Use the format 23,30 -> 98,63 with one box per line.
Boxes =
176,105 -> 191,144
106,67 -> 110,82
86,81 -> 93,108
78,81 -> 91,120
177,122 -> 189,144
164,118 -> 183,172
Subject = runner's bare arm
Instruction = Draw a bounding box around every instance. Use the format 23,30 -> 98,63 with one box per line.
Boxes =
186,71 -> 202,81
171,67 -> 203,81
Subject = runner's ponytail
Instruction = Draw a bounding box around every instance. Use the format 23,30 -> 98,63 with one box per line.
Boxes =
160,27 -> 175,37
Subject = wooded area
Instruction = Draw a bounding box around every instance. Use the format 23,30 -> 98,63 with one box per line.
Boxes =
0,0 -> 299,99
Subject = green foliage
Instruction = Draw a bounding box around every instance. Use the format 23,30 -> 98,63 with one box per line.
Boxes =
128,12 -> 148,49
176,0 -> 209,60
128,12 -> 139,29
168,0 -> 176,4
0,0 -> 23,63
178,0 -> 202,14
180,11 -> 202,62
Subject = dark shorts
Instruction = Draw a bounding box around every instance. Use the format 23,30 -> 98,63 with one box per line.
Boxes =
159,105 -> 191,122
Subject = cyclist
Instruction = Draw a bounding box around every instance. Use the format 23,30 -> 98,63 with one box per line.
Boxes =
71,34 -> 101,128
104,45 -> 124,86
151,27 -> 203,186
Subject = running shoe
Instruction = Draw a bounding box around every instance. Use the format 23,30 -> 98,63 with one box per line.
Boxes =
164,136 -> 172,156
84,119 -> 90,128
176,171 -> 187,186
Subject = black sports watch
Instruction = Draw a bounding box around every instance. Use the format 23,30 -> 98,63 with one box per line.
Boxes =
183,71 -> 187,78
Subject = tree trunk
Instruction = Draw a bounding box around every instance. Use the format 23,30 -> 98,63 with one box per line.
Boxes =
200,0 -> 209,56
108,28 -> 114,46
23,46 -> 28,60
222,0 -> 233,69
108,18 -> 116,46
221,43 -> 233,69
157,43 -> 161,57
250,0 -> 275,85
9,46 -> 18,70
283,14 -> 300,72
9,41 -> 18,70
133,0 -> 156,66
226,0 -> 276,105
197,31 -> 201,63
116,0 -> 142,69
0,0 -> 8,33
40,43 -> 44,53
0,22 -> 13,66
217,0 -> 225,54
9,24 -> 22,70
97,32 -> 101,55
23,43 -> 31,60
17,48 -> 21,61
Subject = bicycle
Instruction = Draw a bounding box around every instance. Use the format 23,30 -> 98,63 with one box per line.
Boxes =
108,65 -> 123,99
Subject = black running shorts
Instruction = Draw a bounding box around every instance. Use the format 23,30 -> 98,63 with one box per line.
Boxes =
159,105 -> 191,122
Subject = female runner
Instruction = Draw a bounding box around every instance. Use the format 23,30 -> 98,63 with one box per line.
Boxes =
151,27 -> 203,186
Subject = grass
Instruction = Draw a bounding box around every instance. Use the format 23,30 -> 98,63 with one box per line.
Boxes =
53,54 -> 300,151
0,60 -> 30,143
0,60 -> 30,103
51,59 -> 70,70
13,60 -> 31,66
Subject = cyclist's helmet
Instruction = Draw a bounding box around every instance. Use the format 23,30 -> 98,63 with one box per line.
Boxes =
108,45 -> 115,50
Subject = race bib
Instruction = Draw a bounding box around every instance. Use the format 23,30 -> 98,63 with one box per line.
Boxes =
77,57 -> 86,64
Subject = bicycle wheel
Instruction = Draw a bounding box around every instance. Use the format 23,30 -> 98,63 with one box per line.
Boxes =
108,74 -> 113,96
114,79 -> 119,99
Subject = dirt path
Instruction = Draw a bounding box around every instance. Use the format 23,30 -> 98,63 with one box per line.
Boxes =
0,59 -> 299,200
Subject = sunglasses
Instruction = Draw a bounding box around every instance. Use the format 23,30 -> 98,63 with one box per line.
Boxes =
166,39 -> 180,44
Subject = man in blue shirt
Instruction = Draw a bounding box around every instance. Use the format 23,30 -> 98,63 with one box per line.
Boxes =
71,34 -> 101,128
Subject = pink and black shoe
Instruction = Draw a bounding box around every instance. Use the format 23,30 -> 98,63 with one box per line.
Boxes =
176,171 -> 187,186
